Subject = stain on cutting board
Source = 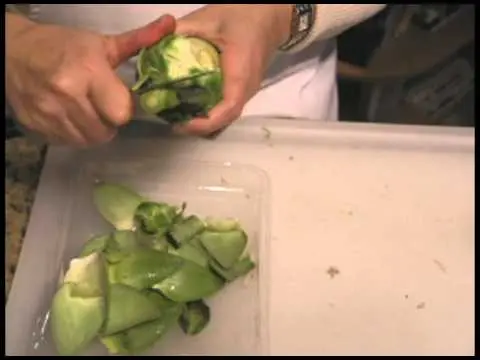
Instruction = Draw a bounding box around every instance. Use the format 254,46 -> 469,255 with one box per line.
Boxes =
326,266 -> 340,279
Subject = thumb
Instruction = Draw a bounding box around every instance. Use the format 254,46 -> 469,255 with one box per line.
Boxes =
105,14 -> 176,67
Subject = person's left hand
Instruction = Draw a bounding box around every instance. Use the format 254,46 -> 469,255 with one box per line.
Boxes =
174,5 -> 292,135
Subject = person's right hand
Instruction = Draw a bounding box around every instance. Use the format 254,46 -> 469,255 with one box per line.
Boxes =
5,14 -> 175,146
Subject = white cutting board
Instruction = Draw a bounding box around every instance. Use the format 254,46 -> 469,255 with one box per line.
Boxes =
6,118 -> 475,356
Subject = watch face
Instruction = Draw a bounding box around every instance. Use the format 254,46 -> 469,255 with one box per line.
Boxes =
280,4 -> 315,50
298,13 -> 310,32
297,4 -> 311,13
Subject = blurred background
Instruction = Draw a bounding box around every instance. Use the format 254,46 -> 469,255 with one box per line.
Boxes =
337,4 -> 475,127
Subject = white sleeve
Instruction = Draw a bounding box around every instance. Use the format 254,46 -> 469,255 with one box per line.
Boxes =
284,4 -> 387,53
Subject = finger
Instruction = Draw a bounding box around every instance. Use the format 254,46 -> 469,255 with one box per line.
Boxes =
105,15 -> 176,67
175,48 -> 251,135
47,107 -> 88,147
25,98 -> 88,146
65,96 -> 117,145
88,65 -> 134,127
10,104 -> 61,145
39,111 -> 86,147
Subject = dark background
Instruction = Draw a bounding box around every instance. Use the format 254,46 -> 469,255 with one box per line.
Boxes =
337,4 -> 475,127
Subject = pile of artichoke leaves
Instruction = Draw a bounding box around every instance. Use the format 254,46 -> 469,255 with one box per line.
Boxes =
50,182 -> 255,355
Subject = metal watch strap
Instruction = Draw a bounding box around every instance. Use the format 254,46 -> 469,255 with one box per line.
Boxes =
279,4 -> 316,51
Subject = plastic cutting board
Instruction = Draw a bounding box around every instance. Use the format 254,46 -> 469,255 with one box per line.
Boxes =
6,118 -> 475,356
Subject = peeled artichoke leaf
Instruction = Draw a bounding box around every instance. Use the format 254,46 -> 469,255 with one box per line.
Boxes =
63,252 -> 106,298
101,290 -> 181,355
104,229 -> 140,263
209,254 -> 256,282
179,300 -> 211,336
204,217 -> 241,232
79,234 -> 111,258
102,284 -> 164,336
109,248 -> 185,290
93,183 -> 144,230
50,283 -> 105,356
199,230 -> 247,270
136,230 -> 169,252
167,215 -> 205,248
153,260 -> 224,303
134,201 -> 179,234
100,334 -> 128,355
168,243 -> 209,268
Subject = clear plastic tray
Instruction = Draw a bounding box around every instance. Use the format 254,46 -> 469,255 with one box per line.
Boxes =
7,156 -> 270,356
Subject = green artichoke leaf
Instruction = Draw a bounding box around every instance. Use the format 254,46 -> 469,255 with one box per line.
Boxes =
102,284 -> 164,336
169,243 -> 209,268
153,260 -> 224,302
199,230 -> 247,269
104,230 -> 140,264
209,254 -> 256,282
204,217 -> 241,232
167,215 -> 205,247
136,230 -> 169,252
50,252 -> 107,355
93,183 -> 144,230
62,252 -> 106,297
179,300 -> 211,336
101,291 -> 183,355
100,333 -> 129,356
79,233 -> 111,258
108,248 -> 185,290
134,201 -> 182,234
51,284 -> 105,356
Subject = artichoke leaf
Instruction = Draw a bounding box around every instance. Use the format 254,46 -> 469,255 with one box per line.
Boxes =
93,183 -> 144,230
136,230 -> 169,252
101,292 -> 183,355
79,233 -> 111,258
134,201 -> 181,234
167,214 -> 205,248
153,260 -> 224,302
62,252 -> 106,297
169,243 -> 209,268
209,254 -> 256,282
102,284 -> 164,336
50,252 -> 107,355
108,248 -> 185,290
104,230 -> 140,264
199,230 -> 247,269
179,300 -> 210,336
51,284 -> 105,356
204,217 -> 241,232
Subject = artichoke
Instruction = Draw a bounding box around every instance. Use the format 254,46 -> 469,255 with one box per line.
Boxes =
132,34 -> 223,124
49,182 -> 256,355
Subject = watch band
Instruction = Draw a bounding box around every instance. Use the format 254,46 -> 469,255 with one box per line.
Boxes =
279,4 -> 316,51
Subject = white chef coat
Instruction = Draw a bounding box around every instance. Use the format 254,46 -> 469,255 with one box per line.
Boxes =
30,4 -> 338,122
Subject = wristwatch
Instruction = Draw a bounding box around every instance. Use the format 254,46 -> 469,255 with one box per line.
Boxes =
279,4 -> 316,51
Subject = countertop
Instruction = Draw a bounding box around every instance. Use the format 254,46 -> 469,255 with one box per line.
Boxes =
5,138 -> 46,298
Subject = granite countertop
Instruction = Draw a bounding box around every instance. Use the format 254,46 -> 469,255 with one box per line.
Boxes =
5,137 -> 46,298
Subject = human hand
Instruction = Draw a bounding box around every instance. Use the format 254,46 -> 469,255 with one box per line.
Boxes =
174,5 -> 292,135
5,14 -> 175,146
